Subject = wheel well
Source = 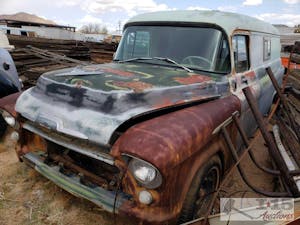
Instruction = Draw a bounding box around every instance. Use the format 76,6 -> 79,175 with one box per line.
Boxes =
177,153 -> 223,223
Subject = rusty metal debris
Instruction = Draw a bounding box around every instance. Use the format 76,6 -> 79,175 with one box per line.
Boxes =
243,86 -> 299,196
221,124 -> 289,197
266,67 -> 300,142
231,114 -> 280,176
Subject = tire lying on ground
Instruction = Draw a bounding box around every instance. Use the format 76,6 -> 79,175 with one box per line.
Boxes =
177,155 -> 222,224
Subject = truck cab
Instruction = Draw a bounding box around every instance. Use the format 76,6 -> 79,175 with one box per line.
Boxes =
0,10 -> 283,224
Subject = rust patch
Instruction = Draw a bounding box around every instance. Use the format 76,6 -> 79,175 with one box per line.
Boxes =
174,74 -> 211,85
111,95 -> 241,174
112,81 -> 153,92
70,79 -> 93,88
0,92 -> 22,117
115,136 -> 230,224
245,71 -> 256,81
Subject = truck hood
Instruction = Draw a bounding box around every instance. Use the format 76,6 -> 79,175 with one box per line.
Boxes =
16,62 -> 230,146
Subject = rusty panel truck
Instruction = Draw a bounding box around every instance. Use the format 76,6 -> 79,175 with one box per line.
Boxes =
0,10 -> 284,224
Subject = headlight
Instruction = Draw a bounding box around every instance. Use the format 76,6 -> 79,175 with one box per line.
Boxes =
128,158 -> 162,189
1,111 -> 19,129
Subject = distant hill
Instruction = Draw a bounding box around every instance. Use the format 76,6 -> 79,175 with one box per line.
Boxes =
0,12 -> 56,25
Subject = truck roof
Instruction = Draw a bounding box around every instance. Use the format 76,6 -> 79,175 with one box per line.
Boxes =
126,10 -> 279,36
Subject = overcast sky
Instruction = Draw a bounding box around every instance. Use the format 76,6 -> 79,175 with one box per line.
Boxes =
1,0 -> 300,32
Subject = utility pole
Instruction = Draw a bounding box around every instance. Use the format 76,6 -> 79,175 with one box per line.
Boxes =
118,20 -> 121,34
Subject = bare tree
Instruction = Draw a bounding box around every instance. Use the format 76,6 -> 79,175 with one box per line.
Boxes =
100,26 -> 108,34
79,23 -> 108,34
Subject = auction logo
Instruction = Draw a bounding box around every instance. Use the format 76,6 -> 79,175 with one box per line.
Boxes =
220,198 -> 294,221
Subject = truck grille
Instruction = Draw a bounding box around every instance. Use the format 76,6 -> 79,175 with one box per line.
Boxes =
22,122 -> 120,190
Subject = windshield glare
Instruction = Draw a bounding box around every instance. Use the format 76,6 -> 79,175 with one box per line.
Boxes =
115,26 -> 231,74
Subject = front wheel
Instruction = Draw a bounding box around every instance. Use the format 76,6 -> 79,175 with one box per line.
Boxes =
177,155 -> 222,224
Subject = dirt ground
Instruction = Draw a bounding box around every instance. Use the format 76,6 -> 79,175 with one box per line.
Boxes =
0,128 -> 276,225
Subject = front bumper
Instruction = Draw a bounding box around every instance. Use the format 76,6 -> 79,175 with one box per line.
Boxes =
22,152 -> 131,213
19,121 -> 180,224
22,151 -> 179,224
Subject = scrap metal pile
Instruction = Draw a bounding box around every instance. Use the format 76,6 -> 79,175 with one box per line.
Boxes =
284,41 -> 300,131
7,34 -> 115,88
8,34 -> 91,59
11,46 -> 88,89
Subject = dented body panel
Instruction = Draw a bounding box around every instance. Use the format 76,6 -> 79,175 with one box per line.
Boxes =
16,63 -> 228,145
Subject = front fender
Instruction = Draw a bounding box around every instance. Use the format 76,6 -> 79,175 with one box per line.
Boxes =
0,92 -> 22,117
0,92 -> 22,140
111,95 -> 240,175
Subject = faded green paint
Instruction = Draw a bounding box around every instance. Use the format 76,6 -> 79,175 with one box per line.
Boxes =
44,62 -> 221,92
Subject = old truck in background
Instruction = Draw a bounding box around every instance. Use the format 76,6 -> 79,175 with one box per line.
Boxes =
0,10 -> 284,224
0,31 -> 21,138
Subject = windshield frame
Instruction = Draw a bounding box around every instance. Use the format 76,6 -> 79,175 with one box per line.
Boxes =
114,22 -> 231,75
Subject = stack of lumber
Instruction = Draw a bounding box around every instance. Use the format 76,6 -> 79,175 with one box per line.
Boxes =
8,35 -> 91,60
7,35 -> 116,88
11,46 -> 88,89
8,34 -> 115,63
87,41 -> 116,63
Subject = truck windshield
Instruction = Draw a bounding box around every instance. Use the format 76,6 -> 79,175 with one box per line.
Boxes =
114,26 -> 231,74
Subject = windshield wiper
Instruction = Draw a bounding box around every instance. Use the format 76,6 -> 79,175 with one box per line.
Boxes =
117,57 -> 152,63
118,57 -> 193,73
154,57 -> 193,73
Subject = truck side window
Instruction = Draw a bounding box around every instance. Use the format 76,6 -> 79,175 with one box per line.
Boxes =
233,35 -> 250,73
263,37 -> 271,61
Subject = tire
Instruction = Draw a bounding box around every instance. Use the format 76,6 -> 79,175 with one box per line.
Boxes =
0,115 -> 7,139
177,155 -> 222,224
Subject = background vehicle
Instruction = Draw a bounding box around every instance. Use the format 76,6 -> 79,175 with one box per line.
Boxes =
0,31 -> 21,138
